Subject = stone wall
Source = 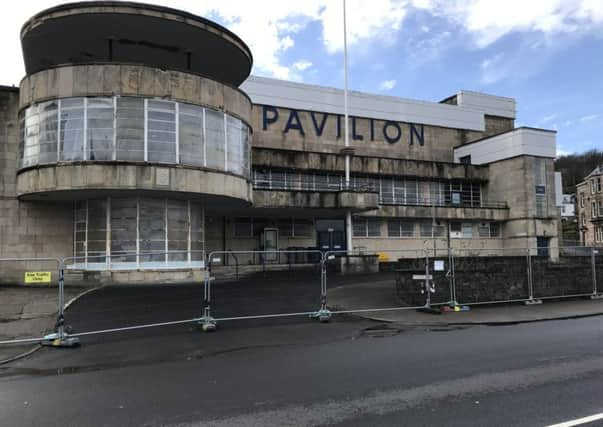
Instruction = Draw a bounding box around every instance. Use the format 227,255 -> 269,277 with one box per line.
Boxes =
1,87 -> 73,285
393,255 -> 603,306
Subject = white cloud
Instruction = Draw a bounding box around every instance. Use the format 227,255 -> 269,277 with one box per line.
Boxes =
418,0 -> 603,48
542,113 -> 558,123
379,79 -> 397,90
480,53 -> 507,84
580,114 -> 600,122
175,0 -> 410,80
293,60 -> 313,71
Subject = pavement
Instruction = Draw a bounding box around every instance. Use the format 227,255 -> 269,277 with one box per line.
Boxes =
0,286 -> 87,363
327,280 -> 603,324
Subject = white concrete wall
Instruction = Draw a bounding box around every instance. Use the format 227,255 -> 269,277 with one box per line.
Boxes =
241,76 -> 487,131
454,128 -> 556,164
456,90 -> 516,119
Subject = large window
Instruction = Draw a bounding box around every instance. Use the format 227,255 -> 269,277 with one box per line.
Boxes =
387,220 -> 415,237
353,218 -> 381,237
73,197 -> 205,269
18,96 -> 250,178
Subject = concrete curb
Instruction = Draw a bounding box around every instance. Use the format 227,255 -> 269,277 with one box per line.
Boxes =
340,307 -> 603,326
0,285 -> 103,365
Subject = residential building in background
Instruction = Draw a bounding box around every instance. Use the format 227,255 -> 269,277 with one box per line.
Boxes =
0,2 -> 559,284
577,165 -> 603,246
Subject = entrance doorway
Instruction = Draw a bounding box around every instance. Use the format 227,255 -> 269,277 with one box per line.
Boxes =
316,219 -> 345,252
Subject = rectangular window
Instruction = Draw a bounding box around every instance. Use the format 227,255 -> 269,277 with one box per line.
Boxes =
147,100 -> 177,163
599,201 -> 603,217
387,220 -> 414,237
592,179 -> 597,194
59,99 -> 85,162
190,202 -> 204,261
205,109 -> 225,169
115,97 -> 144,161
353,219 -> 366,237
87,98 -> 114,161
421,222 -> 444,237
462,223 -> 473,238
490,222 -> 501,238
367,219 -> 381,237
353,218 -> 380,237
167,200 -> 188,262
178,104 -> 204,166
478,223 -> 490,238
580,192 -> 585,208
593,201 -> 597,218
111,198 -> 138,264
387,219 -> 400,237
226,115 -> 244,175
139,198 -> 167,263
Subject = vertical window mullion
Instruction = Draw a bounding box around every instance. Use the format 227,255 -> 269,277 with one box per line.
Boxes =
223,113 -> 228,171
165,198 -> 168,264
84,200 -> 89,269
83,98 -> 88,161
175,102 -> 180,164
135,197 -> 140,269
202,108 -> 207,167
187,200 -> 192,264
112,97 -> 117,161
143,99 -> 148,162
106,197 -> 111,270
56,99 -> 61,162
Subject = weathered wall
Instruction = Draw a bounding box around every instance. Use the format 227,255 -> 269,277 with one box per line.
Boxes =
251,147 -> 490,180
250,105 -> 471,162
0,87 -> 72,284
19,64 -> 251,125
17,164 -> 252,204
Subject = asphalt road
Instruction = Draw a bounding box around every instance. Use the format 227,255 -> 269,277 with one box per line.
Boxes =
1,272 -> 603,426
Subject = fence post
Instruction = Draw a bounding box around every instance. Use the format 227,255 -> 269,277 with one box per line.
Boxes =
199,254 -> 217,331
525,245 -> 542,305
591,247 -> 602,299
41,260 -> 80,347
311,252 -> 331,322
448,246 -> 458,307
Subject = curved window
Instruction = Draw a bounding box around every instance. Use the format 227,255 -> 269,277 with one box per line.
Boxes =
73,197 -> 205,270
18,96 -> 251,178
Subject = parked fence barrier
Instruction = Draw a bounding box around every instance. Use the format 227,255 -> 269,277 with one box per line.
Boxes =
2,245 -> 603,349
204,250 -> 325,325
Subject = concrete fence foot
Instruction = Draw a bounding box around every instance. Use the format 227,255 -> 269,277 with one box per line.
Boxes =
41,332 -> 80,348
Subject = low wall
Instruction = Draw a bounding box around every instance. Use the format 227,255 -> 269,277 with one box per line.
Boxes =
394,255 -> 603,306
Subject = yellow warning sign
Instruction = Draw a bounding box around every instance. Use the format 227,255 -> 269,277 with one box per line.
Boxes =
377,252 -> 390,262
24,272 -> 52,284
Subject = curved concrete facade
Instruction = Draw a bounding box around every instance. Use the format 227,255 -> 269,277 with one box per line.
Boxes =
21,1 -> 253,86
19,64 -> 252,125
16,164 -> 252,204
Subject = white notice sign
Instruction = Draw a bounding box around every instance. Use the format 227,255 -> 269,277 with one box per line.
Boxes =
434,260 -> 445,271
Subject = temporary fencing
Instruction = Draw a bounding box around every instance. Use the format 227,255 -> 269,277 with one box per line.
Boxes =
0,245 -> 602,349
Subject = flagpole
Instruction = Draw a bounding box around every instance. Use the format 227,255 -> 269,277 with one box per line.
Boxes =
343,0 -> 353,255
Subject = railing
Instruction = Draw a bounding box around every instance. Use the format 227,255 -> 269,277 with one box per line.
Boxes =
253,177 -> 507,209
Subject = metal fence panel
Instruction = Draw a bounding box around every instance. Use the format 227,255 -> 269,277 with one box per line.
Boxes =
452,248 -> 530,305
321,249 -> 435,320
531,247 -> 596,300
205,250 -> 324,323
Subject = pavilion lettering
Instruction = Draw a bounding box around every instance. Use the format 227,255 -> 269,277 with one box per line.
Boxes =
261,105 -> 425,146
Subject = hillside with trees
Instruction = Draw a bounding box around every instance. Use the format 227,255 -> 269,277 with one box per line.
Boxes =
555,149 -> 603,193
